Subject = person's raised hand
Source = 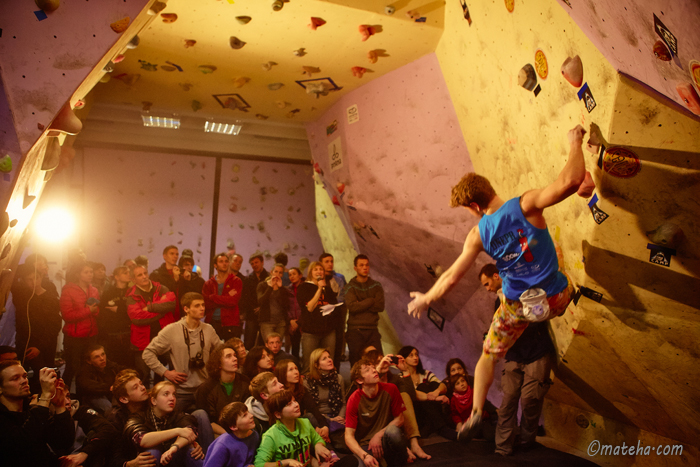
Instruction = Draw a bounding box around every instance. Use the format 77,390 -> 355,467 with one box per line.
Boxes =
183,270 -> 191,281
396,355 -> 408,372
377,355 -> 392,374
25,347 -> 40,360
407,292 -> 428,318
172,266 -> 180,281
164,370 -> 188,384
567,125 -> 586,146
39,367 -> 57,398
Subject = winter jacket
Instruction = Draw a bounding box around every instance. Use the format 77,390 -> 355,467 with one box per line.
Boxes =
126,282 -> 177,351
202,273 -> 243,326
195,374 -> 251,423
256,279 -> 291,323
12,282 -> 62,354
344,277 -> 385,330
72,404 -> 119,462
253,417 -> 325,467
240,270 -> 269,320
60,282 -> 100,338
98,284 -> 131,337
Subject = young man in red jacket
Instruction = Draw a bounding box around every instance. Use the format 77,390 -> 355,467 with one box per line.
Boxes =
126,265 -> 177,387
202,253 -> 243,342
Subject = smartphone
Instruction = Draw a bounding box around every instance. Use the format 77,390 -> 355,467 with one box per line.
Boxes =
390,356 -> 400,365
86,297 -> 99,306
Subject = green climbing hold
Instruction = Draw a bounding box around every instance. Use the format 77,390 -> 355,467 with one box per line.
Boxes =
0,155 -> 12,173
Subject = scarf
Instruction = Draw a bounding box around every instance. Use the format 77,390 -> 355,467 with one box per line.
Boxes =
307,370 -> 343,417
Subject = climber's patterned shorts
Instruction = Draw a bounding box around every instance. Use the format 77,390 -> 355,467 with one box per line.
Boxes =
482,273 -> 574,357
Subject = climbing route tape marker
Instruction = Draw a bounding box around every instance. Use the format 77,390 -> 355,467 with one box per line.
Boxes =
588,194 -> 609,225
647,244 -> 676,267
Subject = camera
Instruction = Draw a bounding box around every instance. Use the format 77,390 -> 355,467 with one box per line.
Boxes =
188,353 -> 205,370
390,356 -> 400,365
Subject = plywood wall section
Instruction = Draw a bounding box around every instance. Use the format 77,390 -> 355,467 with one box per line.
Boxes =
436,0 -> 699,464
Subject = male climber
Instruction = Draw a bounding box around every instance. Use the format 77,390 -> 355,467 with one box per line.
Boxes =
407,125 -> 594,441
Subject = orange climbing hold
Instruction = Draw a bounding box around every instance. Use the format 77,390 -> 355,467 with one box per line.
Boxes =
309,17 -> 326,30
351,66 -> 367,78
358,25 -> 376,41
161,13 -> 178,23
110,17 -> 130,33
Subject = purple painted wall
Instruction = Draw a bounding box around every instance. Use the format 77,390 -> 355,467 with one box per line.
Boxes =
305,53 -> 500,395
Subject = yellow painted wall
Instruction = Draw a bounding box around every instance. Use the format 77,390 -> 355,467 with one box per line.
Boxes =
436,1 -> 700,464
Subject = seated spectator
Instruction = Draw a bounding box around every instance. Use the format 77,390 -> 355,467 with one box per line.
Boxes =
241,346 -> 274,380
244,372 -> 284,436
76,344 -> 125,413
345,358 -> 409,467
202,402 -> 259,467
106,370 -> 153,467
286,267 -> 304,359
0,363 -> 75,466
274,359 -> 323,426
60,261 -> 100,390
99,266 -> 133,368
256,263 -> 291,343
124,381 -> 205,467
304,349 -> 346,428
60,390 -> 118,467
179,255 -> 206,297
449,374 -> 496,442
195,342 -> 251,437
228,338 -> 247,369
264,332 -> 297,367
0,346 -> 17,362
253,389 -> 341,467
444,358 -> 474,395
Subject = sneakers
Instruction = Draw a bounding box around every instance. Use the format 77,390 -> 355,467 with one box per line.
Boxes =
457,413 -> 482,443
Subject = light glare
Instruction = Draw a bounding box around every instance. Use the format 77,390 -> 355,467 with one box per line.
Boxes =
34,208 -> 74,242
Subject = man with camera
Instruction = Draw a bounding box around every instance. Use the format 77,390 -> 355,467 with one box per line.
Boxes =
142,292 -> 220,412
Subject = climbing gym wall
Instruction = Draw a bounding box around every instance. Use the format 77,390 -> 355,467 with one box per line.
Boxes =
305,53 -> 503,397
436,0 -> 699,465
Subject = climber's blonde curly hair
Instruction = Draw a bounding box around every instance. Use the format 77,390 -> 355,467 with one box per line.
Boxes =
449,173 -> 496,209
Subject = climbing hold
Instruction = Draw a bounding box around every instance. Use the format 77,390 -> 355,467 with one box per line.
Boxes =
309,17 -> 326,30
575,414 -> 589,429
138,60 -> 157,72
23,187 -> 36,209
336,182 -> 345,194
676,82 -> 700,115
646,223 -> 685,249
294,48 -> 307,57
262,61 -> 278,71
161,65 -> 176,72
0,243 -> 11,260
518,64 -> 537,91
184,39 -> 197,48
113,54 -> 125,64
368,226 -> 380,239
223,98 -> 248,112
165,61 -> 183,72
332,195 -> 340,206
191,100 -> 202,112
460,0 -> 472,24
268,83 -> 284,91
73,99 -> 85,109
198,65 -> 217,74
653,40 -> 672,61
385,5 -> 395,15
229,203 -> 238,213
313,162 -> 323,174
534,50 -> 548,79
302,66 -> 321,76
35,0 -> 60,12
256,114 -> 269,120
110,17 -> 130,33
275,101 -> 290,109
230,36 -> 246,49
504,0 -> 514,12
351,66 -> 367,78
148,1 -> 166,15
103,62 -> 115,73
161,13 -> 178,23
0,155 -> 12,173
233,77 -> 250,88
561,55 -> 583,87
286,109 -> 300,118
236,16 -> 252,25
368,49 -> 388,64
359,25 -> 376,41
576,171 -> 595,198
179,83 -> 193,91
306,82 -> 329,98
48,103 -> 82,135
406,10 -> 420,20
142,101 -> 153,111
602,147 -> 640,178
126,35 -> 140,49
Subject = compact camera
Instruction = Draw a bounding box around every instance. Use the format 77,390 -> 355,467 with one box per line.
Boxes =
189,353 -> 205,370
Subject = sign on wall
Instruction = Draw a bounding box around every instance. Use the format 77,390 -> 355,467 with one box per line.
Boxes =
328,137 -> 343,172
347,104 -> 359,124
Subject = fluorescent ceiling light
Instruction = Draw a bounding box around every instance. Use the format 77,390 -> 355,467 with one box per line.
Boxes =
141,113 -> 180,129
204,121 -> 242,135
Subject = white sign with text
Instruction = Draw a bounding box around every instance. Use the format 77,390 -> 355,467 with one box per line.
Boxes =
328,137 -> 343,172
347,104 -> 359,124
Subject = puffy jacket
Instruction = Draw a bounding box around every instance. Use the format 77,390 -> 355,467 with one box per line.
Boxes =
60,283 -> 100,338
126,282 -> 177,351
256,280 -> 291,323
202,273 -> 243,326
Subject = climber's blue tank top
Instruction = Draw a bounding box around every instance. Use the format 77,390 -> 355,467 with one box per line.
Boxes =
478,197 -> 567,301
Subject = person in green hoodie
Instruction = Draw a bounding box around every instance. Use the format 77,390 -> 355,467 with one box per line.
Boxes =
254,389 -> 345,467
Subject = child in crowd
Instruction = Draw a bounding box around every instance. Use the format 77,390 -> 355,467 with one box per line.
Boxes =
449,374 -> 474,433
203,402 -> 260,467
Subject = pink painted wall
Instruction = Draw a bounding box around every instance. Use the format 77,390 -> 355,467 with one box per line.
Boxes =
305,53 -> 501,395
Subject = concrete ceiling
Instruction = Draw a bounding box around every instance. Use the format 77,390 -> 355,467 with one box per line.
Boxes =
82,0 -> 445,159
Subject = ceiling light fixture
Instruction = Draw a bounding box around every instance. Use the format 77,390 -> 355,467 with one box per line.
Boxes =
141,112 -> 180,129
204,121 -> 242,135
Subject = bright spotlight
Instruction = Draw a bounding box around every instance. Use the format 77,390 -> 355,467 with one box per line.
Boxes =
34,208 -> 75,242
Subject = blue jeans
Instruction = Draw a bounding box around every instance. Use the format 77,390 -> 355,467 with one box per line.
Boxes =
191,409 -> 214,453
356,425 -> 407,467
146,446 -> 203,467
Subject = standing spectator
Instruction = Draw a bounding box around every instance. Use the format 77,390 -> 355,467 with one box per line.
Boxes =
228,254 -> 245,282
98,266 -> 133,368
126,265 -> 177,387
90,262 -> 109,296
150,245 -> 182,315
0,364 -> 74,467
179,255 -> 206,297
286,267 -> 304,359
134,255 -> 149,271
124,258 -> 137,272
76,344 -> 124,413
142,292 -> 220,414
241,253 -> 269,350
344,255 -> 385,366
12,263 -> 62,393
345,358 -> 408,467
297,262 -> 337,373
195,342 -> 251,437
264,332 -> 297,367
203,253 -> 244,341
320,253 -> 347,370
273,252 -> 291,287
202,402 -> 259,467
256,263 -> 291,343
60,262 -> 100,390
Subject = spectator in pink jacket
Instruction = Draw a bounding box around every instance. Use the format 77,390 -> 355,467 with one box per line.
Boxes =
60,262 -> 100,389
